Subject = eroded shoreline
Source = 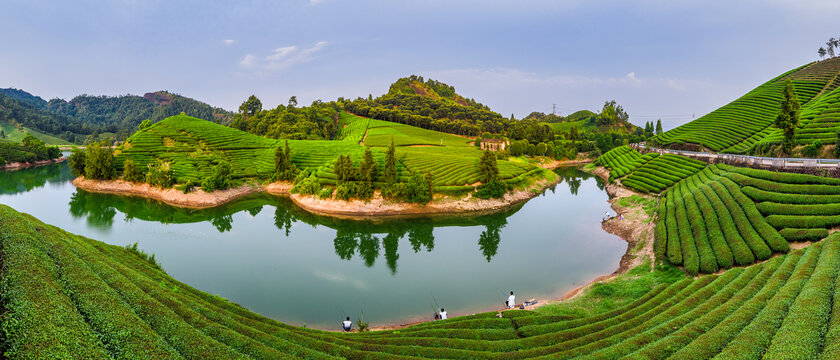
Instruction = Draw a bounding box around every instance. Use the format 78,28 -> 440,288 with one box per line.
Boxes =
72,159 -> 593,217
1,157 -> 67,171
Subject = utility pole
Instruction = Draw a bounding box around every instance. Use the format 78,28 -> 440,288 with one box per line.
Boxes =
552,104 -> 556,115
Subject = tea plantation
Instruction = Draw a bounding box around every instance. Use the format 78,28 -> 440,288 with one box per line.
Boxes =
6,202 -> 840,359
651,56 -> 840,153
117,114 -> 538,190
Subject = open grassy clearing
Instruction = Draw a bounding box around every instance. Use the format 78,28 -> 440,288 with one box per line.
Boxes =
6,202 -> 840,359
0,121 -> 71,145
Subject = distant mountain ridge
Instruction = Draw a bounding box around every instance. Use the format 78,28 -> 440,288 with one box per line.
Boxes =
0,88 -> 234,144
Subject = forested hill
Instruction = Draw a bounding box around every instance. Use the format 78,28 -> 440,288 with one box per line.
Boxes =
47,91 -> 234,134
343,75 -> 511,136
0,88 -> 234,144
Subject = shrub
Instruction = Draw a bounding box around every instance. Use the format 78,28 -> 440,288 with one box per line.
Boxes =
318,187 -> 334,199
175,180 -> 196,194
68,147 -> 86,176
145,160 -> 175,188
201,161 -> 232,192
382,171 -> 434,203
84,141 -> 116,180
124,242 -> 162,270
122,159 -> 144,183
291,174 -> 321,195
474,181 -> 510,199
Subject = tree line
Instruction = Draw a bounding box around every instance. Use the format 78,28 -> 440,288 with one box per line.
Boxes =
0,134 -> 61,166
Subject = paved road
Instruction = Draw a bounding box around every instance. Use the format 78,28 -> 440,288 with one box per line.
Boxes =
632,143 -> 840,170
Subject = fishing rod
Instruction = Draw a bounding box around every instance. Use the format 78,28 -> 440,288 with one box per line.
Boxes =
429,291 -> 442,310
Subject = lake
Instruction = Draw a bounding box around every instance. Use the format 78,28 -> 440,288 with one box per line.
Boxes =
0,161 -> 627,329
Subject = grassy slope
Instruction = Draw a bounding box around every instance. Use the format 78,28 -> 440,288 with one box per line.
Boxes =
119,113 -> 538,188
5,203 -> 840,359
0,121 -> 71,145
653,57 -> 840,153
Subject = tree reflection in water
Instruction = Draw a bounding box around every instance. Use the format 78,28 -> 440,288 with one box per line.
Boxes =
65,166 -> 594,274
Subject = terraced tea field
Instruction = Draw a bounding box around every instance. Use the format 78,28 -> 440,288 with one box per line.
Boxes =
6,202 -> 840,359
119,114 -> 538,190
652,57 -> 840,153
596,146 -> 706,194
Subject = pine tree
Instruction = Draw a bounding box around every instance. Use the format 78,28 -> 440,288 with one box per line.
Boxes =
359,148 -> 377,183
383,138 -> 397,184
478,150 -> 499,183
655,119 -> 663,135
775,80 -> 800,154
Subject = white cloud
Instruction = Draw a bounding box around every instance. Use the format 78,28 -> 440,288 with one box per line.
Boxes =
313,270 -> 369,290
238,41 -> 329,71
239,54 -> 257,68
222,39 -> 235,46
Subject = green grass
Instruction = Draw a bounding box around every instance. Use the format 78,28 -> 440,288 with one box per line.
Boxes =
0,121 -> 71,145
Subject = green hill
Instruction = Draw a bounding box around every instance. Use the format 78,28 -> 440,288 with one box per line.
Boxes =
5,202 -> 840,359
343,75 -> 511,136
651,57 -> 840,154
0,88 -> 234,144
119,114 -> 537,189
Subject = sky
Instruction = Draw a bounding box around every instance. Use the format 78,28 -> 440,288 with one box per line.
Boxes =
1,0 -> 839,130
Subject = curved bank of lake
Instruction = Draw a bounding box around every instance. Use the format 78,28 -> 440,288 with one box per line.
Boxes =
0,161 -> 627,329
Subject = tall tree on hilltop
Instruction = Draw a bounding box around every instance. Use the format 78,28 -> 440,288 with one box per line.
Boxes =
239,95 -> 262,118
827,38 -> 836,58
775,80 -> 801,154
655,119 -> 663,135
288,96 -> 298,108
819,47 -> 828,59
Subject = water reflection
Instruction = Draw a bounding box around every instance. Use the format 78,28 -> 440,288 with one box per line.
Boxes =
0,162 -> 74,195
60,166 -> 601,273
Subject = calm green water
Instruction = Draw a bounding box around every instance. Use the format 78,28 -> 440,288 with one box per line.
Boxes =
0,160 -> 626,329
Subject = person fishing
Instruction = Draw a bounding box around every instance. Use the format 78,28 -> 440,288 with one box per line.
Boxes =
604,211 -> 610,221
439,308 -> 447,320
342,316 -> 352,332
506,291 -> 516,309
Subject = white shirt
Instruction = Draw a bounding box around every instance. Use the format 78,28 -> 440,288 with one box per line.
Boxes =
508,295 -> 515,308
439,311 -> 447,320
342,320 -> 352,329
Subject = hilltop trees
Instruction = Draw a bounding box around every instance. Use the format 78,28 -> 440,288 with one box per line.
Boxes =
138,119 -> 152,131
597,100 -> 629,125
239,95 -> 262,118
656,119 -> 663,135
231,95 -> 339,140
818,37 -> 839,59
775,80 -> 801,154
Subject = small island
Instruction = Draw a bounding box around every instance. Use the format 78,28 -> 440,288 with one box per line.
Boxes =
69,80 -> 650,216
